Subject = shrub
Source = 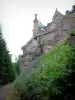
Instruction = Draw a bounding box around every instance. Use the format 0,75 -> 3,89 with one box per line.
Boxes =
70,31 -> 75,36
7,43 -> 75,100
12,60 -> 20,78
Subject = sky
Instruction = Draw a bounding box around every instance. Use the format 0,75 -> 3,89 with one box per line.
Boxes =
0,0 -> 75,58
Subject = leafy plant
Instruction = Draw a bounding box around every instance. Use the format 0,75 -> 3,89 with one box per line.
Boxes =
12,56 -> 20,78
70,31 -> 75,36
7,43 -> 75,100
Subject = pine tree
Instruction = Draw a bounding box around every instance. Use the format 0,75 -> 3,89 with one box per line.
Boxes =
0,24 -> 15,85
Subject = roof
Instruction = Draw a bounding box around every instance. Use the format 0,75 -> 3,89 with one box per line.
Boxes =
52,9 -> 63,21
38,21 -> 44,28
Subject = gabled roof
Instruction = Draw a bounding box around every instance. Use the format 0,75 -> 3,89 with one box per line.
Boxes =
52,9 -> 63,21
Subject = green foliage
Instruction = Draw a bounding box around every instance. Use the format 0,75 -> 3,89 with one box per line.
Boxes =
10,43 -> 75,100
0,25 -> 15,85
12,56 -> 20,78
70,31 -> 75,36
73,5 -> 75,10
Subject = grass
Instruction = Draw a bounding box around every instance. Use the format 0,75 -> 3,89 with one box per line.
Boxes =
7,43 -> 75,100
6,87 -> 21,100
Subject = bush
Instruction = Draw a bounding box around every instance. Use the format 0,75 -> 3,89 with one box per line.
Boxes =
7,43 -> 75,100
70,31 -> 75,36
12,61 -> 20,78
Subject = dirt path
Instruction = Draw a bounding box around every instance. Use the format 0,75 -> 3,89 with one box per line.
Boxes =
0,84 -> 12,100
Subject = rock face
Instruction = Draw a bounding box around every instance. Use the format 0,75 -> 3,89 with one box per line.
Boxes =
20,7 -> 75,72
20,38 -> 42,71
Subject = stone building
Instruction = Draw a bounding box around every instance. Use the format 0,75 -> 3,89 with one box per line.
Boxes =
20,6 -> 75,72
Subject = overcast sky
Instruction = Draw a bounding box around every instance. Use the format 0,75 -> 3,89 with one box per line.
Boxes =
0,0 -> 75,57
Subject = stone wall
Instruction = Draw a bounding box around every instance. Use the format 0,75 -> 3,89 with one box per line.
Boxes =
42,11 -> 75,53
20,10 -> 75,72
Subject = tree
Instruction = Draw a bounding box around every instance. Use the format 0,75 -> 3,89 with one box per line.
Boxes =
66,10 -> 70,14
73,5 -> 75,10
0,24 -> 15,85
12,55 -> 20,78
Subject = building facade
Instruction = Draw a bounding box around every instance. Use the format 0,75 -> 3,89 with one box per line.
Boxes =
20,7 -> 75,72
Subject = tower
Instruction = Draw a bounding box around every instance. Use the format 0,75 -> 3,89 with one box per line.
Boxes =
33,14 -> 39,37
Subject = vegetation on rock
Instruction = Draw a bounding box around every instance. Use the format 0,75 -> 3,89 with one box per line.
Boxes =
7,40 -> 75,100
70,31 -> 75,36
